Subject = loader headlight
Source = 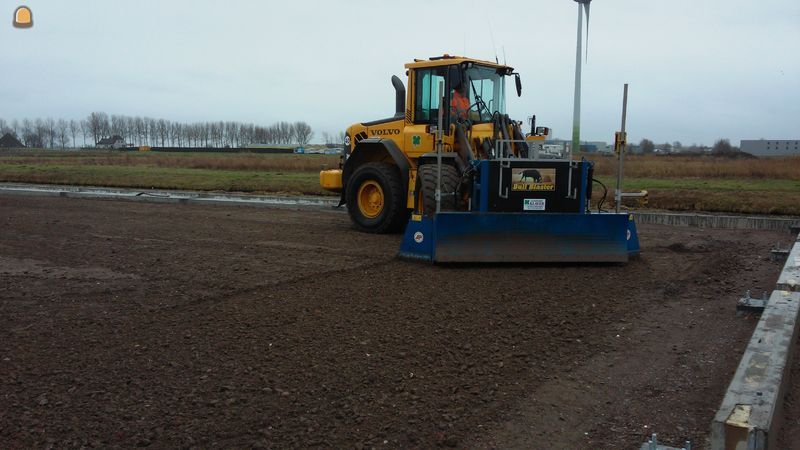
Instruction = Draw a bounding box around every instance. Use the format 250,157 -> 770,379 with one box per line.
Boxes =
344,134 -> 351,146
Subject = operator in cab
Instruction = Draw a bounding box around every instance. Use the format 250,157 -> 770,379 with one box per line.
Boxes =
450,81 -> 470,122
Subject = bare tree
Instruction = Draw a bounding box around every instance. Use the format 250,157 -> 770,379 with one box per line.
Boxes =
200,122 -> 209,147
147,117 -> 159,146
156,119 -> 168,146
172,122 -> 183,147
45,118 -> 57,148
80,119 -> 90,147
124,116 -> 136,146
56,119 -> 69,149
87,112 -> 110,145
209,122 -> 220,147
35,119 -> 48,148
293,121 -> 313,146
111,115 -> 125,139
69,119 -> 79,148
20,118 -> 43,148
20,119 -> 33,147
134,117 -> 145,146
281,122 -> 293,144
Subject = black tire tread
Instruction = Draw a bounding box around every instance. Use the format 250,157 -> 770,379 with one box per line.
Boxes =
417,164 -> 460,217
346,162 -> 407,234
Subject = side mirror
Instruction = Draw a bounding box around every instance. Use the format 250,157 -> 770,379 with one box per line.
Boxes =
514,73 -> 522,97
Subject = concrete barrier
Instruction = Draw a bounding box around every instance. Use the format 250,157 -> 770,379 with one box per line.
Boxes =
776,241 -> 800,293
634,212 -> 797,232
711,234 -> 800,449
711,289 -> 800,450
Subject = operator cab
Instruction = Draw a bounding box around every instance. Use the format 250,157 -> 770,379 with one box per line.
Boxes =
408,55 -> 521,131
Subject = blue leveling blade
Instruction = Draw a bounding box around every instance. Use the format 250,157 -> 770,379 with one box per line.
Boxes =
398,212 -> 639,263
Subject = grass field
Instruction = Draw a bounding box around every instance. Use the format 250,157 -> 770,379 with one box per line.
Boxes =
1,149 -> 798,215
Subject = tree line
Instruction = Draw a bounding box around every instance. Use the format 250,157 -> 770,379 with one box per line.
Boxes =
0,113 -> 314,149
637,138 -> 739,155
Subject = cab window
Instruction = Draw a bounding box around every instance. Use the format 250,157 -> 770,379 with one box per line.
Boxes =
464,65 -> 506,123
413,68 -> 447,124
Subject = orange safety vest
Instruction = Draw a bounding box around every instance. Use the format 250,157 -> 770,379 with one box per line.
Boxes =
450,90 -> 470,120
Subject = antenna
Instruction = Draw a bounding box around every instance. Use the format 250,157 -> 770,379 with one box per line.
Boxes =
488,20 -> 499,63
502,46 -> 507,65
571,0 -> 592,156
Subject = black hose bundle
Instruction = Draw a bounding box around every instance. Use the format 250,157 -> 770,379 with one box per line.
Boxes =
592,178 -> 609,212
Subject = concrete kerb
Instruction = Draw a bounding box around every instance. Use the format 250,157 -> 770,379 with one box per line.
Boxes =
711,233 -> 800,450
0,183 -> 339,210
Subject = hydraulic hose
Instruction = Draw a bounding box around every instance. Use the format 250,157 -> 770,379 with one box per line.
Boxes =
511,121 -> 528,158
454,122 -> 475,162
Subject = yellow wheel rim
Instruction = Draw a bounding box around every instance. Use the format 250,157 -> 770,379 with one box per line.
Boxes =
357,180 -> 384,219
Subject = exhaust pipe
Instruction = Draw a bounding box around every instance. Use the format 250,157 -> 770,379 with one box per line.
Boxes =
391,75 -> 405,117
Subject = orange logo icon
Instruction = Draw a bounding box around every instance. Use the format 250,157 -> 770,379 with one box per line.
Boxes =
13,6 -> 33,28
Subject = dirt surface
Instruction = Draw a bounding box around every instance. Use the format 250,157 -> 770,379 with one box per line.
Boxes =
0,195 -> 793,449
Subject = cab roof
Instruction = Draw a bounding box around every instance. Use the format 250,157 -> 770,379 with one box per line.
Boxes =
404,55 -> 512,71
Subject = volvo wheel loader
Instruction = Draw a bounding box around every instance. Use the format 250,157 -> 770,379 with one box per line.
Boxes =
319,55 -> 639,263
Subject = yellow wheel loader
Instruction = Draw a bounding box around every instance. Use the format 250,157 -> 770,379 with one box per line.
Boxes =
320,55 -> 547,233
319,55 -> 640,263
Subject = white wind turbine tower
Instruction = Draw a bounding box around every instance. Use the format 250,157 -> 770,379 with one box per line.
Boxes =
571,0 -> 592,155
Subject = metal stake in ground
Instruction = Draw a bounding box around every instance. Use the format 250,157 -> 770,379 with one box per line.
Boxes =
615,83 -> 628,214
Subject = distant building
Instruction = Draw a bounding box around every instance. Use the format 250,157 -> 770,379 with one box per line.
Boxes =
740,139 -> 799,157
0,133 -> 25,148
96,135 -> 126,149
545,139 -> 609,154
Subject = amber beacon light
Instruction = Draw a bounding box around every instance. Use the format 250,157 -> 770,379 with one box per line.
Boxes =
13,5 -> 33,28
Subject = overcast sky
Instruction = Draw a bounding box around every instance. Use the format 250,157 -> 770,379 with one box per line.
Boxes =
2,0 -> 798,145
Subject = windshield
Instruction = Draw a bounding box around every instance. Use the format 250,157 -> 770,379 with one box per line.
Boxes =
464,65 -> 506,123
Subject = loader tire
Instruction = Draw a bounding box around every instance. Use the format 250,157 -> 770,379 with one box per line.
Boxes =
346,162 -> 408,234
417,164 -> 460,217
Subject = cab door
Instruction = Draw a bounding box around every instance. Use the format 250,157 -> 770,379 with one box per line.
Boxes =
404,67 -> 447,159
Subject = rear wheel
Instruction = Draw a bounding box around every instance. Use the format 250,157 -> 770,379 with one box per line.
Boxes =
346,162 -> 407,233
417,164 -> 461,217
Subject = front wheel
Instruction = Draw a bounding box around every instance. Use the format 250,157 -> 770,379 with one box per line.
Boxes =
346,162 -> 408,234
